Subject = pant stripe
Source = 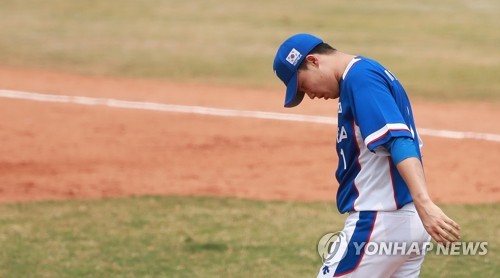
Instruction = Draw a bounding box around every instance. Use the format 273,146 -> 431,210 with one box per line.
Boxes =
334,211 -> 378,276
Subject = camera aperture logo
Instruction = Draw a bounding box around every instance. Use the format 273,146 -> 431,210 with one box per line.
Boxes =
317,231 -> 348,266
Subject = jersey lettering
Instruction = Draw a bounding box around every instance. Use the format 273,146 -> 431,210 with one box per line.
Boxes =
337,126 -> 348,143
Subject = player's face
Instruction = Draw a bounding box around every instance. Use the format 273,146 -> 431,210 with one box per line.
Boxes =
297,62 -> 340,101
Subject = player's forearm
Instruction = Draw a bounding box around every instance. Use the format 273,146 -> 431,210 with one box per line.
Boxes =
396,156 -> 461,243
396,157 -> 433,205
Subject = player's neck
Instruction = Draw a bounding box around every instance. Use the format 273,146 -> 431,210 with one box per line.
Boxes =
331,51 -> 356,81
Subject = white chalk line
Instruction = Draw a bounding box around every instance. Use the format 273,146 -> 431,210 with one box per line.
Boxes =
1,89 -> 499,143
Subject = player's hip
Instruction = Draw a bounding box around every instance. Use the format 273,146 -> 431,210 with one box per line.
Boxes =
318,203 -> 430,277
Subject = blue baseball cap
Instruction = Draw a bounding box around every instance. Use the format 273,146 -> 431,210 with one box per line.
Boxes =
273,33 -> 323,108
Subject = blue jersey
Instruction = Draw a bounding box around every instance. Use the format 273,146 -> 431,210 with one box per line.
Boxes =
335,57 -> 423,213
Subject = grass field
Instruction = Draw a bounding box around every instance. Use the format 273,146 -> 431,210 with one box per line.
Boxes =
0,196 -> 498,277
0,0 -> 499,100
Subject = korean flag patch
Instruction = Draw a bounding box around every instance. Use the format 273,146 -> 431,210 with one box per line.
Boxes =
286,48 -> 302,66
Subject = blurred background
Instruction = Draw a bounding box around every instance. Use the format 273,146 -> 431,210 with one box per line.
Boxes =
0,0 -> 499,100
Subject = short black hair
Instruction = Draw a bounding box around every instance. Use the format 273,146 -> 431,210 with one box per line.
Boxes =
299,43 -> 336,70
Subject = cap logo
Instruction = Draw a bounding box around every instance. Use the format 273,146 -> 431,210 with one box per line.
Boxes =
286,48 -> 302,66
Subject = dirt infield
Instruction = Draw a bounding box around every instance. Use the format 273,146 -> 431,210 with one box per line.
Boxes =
0,66 -> 499,204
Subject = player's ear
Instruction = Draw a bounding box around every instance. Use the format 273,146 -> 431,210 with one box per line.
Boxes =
305,55 -> 319,67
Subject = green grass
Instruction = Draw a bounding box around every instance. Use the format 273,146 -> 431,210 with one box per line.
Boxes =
0,196 -> 497,277
0,0 -> 499,100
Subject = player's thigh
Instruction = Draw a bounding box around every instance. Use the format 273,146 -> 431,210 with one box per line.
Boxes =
390,253 -> 426,278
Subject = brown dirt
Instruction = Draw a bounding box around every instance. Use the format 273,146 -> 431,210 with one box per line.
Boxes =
0,66 -> 499,204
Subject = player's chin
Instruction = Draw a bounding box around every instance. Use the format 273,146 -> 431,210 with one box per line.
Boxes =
323,96 -> 339,100
315,95 -> 335,100
323,93 -> 339,100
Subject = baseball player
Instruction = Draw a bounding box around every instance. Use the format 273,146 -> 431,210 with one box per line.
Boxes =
273,34 -> 461,277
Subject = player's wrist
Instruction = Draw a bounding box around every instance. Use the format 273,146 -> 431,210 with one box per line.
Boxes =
412,194 -> 433,207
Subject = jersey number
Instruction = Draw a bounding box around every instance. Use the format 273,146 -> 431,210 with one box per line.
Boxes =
340,148 -> 347,170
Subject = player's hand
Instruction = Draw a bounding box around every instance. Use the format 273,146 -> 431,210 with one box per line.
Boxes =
415,201 -> 460,244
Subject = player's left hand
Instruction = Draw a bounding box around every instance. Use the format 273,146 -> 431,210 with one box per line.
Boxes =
415,201 -> 461,244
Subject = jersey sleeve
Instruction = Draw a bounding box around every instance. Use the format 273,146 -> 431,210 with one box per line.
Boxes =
349,69 -> 413,152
